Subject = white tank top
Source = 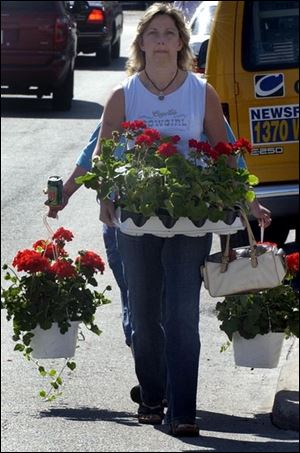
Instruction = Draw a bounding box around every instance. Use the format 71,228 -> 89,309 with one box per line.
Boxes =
121,72 -> 206,158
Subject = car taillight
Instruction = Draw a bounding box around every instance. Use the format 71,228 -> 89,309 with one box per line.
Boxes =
87,9 -> 105,24
54,18 -> 68,50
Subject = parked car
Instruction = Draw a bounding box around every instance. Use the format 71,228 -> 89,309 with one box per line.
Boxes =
1,1 -> 77,111
66,1 -> 123,66
189,1 -> 218,57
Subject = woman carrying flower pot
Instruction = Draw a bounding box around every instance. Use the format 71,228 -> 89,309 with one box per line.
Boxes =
93,2 -> 272,437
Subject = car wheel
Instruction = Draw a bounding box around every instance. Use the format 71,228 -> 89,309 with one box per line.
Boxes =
52,69 -> 74,111
112,38 -> 120,59
96,43 -> 112,67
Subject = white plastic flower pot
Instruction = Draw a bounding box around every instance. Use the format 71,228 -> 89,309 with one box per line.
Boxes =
115,209 -> 245,238
232,332 -> 285,368
30,321 -> 80,359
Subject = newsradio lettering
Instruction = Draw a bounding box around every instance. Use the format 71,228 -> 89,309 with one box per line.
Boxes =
250,105 -> 299,120
249,104 -> 299,145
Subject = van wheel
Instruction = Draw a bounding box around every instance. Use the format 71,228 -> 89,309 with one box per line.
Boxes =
52,70 -> 74,111
96,43 -> 112,66
112,38 -> 120,59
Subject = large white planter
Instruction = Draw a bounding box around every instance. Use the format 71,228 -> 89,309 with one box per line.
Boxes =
30,321 -> 80,359
115,209 -> 245,238
232,332 -> 285,368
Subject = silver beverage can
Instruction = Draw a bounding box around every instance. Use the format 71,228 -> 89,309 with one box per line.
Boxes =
47,176 -> 63,206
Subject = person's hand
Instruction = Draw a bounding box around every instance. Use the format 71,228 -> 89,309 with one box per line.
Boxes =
249,199 -> 272,228
99,199 -> 117,227
45,192 -> 70,218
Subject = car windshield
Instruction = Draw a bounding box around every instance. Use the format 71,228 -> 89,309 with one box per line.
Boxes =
191,5 -> 217,36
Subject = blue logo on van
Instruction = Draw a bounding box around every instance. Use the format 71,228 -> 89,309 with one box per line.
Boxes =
254,74 -> 284,98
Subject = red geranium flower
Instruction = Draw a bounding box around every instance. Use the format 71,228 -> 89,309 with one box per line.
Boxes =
121,120 -> 146,131
157,143 -> 178,158
12,249 -> 51,273
214,142 -> 233,156
171,135 -> 181,144
143,128 -> 161,141
188,139 -> 198,148
135,134 -> 155,146
233,138 -> 253,154
50,259 -> 77,278
76,251 -> 105,274
33,239 -> 67,260
286,252 -> 299,274
196,141 -> 213,155
52,227 -> 74,243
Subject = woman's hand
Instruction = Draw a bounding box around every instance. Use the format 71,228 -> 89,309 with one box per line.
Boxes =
99,199 -> 117,227
249,199 -> 272,228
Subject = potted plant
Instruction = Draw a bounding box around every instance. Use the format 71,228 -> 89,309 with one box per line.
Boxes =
215,251 -> 299,368
1,227 -> 111,400
76,120 -> 259,236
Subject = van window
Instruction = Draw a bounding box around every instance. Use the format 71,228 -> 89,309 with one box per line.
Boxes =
242,0 -> 299,70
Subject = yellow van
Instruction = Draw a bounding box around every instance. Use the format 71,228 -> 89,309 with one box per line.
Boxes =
205,0 -> 299,246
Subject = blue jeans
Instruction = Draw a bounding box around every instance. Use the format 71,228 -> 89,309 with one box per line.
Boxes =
102,225 -> 131,346
118,231 -> 212,425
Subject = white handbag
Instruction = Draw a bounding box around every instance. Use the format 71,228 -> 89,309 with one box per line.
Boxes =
201,212 -> 287,297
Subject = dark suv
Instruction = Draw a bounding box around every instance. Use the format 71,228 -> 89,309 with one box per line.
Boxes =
67,1 -> 123,66
1,1 -> 77,110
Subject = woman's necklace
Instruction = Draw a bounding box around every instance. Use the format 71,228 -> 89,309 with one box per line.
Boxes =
144,68 -> 179,101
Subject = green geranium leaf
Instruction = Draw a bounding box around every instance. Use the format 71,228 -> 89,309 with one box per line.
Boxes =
14,343 -> 25,352
248,174 -> 259,186
245,190 -> 256,202
67,361 -> 76,371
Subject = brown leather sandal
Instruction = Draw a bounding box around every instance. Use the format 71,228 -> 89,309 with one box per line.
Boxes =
170,423 -> 200,437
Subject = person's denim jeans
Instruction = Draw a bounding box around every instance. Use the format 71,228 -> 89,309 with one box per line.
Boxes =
118,231 -> 212,425
102,225 -> 131,346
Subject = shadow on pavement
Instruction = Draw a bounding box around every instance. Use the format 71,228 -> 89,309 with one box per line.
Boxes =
39,407 -> 136,427
39,406 -> 299,450
154,410 -> 298,452
1,98 -> 103,120
75,55 -> 127,72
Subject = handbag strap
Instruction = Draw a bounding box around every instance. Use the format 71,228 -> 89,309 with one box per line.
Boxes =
221,210 -> 258,272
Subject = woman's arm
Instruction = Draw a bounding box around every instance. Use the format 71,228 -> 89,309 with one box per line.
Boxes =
204,83 -> 236,168
93,86 -> 125,158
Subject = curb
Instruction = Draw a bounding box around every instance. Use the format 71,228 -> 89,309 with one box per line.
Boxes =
271,339 -> 299,432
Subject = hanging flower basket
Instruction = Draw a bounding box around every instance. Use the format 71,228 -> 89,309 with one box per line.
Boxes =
30,321 -> 80,359
232,332 -> 285,368
1,225 -> 112,401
